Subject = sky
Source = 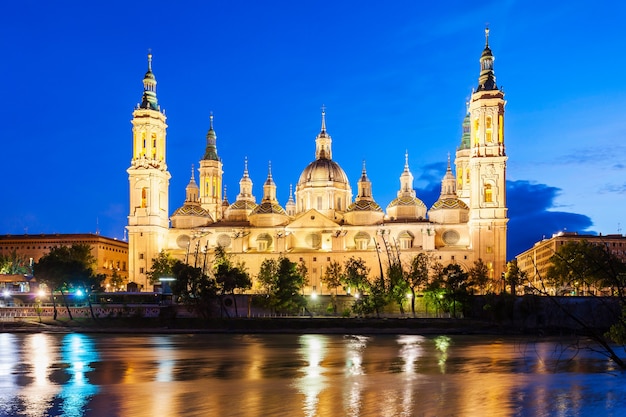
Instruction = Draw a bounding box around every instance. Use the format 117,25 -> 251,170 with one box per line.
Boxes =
1,0 -> 625,260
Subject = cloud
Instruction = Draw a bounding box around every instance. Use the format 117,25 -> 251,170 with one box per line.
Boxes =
417,175 -> 595,260
506,180 -> 593,258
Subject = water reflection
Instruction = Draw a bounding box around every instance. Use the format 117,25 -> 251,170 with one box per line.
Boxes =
294,334 -> 327,417
0,333 -> 623,416
58,334 -> 99,417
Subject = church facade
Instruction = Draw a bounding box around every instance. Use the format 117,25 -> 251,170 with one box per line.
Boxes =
127,29 -> 508,293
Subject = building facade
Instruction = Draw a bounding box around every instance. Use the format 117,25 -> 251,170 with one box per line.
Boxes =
127,29 -> 508,292
0,234 -> 129,291
515,232 -> 626,294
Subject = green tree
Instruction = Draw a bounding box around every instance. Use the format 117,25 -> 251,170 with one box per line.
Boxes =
342,257 -> 377,316
147,250 -> 176,285
171,260 -> 217,319
505,259 -> 527,296
0,250 -> 32,275
546,240 -> 626,296
109,269 -> 126,291
428,263 -> 469,318
469,258 -> 490,295
322,260 -> 343,314
33,244 -> 102,320
258,257 -> 307,315
406,253 -> 431,317
528,240 -> 626,369
213,245 -> 251,317
387,262 -> 408,315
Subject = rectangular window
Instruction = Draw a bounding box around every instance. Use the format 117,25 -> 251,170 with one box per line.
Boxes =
451,255 -> 455,261
139,267 -> 144,274
313,257 -> 317,262
327,257 -> 330,262
139,253 -> 144,260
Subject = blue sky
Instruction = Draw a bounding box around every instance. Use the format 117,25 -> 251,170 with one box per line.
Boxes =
1,1 -> 625,260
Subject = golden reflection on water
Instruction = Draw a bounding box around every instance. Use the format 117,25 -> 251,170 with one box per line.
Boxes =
0,333 -> 622,416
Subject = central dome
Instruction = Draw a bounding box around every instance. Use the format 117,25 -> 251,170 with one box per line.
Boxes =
298,158 -> 349,186
294,110 -> 352,217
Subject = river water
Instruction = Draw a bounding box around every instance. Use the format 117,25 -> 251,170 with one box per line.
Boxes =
0,332 -> 624,417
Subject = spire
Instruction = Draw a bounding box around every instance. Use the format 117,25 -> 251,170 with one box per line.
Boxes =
237,157 -> 255,203
477,27 -> 497,91
357,160 -> 373,200
222,185 -> 229,205
398,151 -> 416,198
441,153 -> 456,197
262,161 -> 277,202
185,164 -> 199,203
315,106 -> 332,160
287,184 -> 295,203
203,112 -> 219,161
140,51 -> 159,110
285,183 -> 296,216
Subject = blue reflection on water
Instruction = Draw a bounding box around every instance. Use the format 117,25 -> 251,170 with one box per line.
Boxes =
56,333 -> 99,417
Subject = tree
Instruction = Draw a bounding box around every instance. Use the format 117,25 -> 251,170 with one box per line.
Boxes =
322,260 -> 343,314
170,260 -> 217,319
527,240 -> 626,369
428,263 -> 469,318
546,240 -> 626,296
147,250 -> 176,285
0,250 -> 32,275
406,253 -> 431,317
258,257 -> 307,315
33,244 -> 102,320
469,258 -> 490,295
109,269 -> 126,291
505,259 -> 527,296
213,245 -> 251,317
342,257 -> 379,317
387,262 -> 408,315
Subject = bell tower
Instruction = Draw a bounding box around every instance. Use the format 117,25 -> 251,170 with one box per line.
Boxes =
467,28 -> 508,283
127,52 -> 171,290
199,114 -> 223,221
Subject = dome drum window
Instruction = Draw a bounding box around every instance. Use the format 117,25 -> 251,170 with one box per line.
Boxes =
354,232 -> 370,250
256,233 -> 273,252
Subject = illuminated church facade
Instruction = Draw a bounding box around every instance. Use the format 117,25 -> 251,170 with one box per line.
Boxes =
127,29 -> 508,293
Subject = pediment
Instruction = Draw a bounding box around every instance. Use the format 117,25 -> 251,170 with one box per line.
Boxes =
287,209 -> 340,230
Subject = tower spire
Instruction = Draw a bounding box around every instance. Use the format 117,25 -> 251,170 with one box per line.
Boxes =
140,51 -> 159,110
203,112 -> 219,161
314,106 -> 332,160
477,26 -> 497,91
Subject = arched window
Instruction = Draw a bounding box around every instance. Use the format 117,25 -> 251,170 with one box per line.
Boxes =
484,184 -> 493,203
141,188 -> 147,208
485,116 -> 493,143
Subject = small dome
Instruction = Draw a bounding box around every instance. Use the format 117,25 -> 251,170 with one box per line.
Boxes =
229,200 -> 257,211
250,201 -> 287,216
387,196 -> 427,209
346,200 -> 383,212
298,159 -> 350,186
171,204 -> 212,217
431,198 -> 469,211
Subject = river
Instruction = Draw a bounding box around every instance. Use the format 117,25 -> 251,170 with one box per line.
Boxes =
0,332 -> 624,416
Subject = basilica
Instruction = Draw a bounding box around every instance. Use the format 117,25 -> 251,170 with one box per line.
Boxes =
126,29 -> 508,293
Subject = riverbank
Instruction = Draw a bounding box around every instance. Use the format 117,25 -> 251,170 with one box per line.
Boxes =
0,316 -> 590,336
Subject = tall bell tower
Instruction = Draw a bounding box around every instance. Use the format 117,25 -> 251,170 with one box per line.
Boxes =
199,114 -> 223,221
127,52 -> 171,290
467,28 -> 508,282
